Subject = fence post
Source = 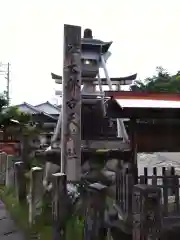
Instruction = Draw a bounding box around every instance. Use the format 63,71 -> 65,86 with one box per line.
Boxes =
125,173 -> 133,224
174,175 -> 180,213
0,152 -> 7,185
84,182 -> 107,240
52,173 -> 68,240
133,184 -> 162,240
28,166 -> 43,226
14,161 -> 26,202
165,166 -> 175,196
5,155 -> 15,188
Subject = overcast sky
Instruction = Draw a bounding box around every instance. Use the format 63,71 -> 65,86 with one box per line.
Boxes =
0,0 -> 180,105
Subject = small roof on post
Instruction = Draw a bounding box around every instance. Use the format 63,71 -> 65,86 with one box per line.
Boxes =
105,91 -> 180,119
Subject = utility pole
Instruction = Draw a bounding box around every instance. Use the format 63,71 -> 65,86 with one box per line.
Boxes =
5,63 -> 10,106
0,62 -> 10,106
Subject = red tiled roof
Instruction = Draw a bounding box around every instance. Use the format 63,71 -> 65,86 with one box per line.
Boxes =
107,92 -> 180,109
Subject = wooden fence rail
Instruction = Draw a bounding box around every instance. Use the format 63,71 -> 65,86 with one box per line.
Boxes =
116,166 -> 180,218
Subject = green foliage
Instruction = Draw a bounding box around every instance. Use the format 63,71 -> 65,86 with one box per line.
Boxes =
0,102 -> 42,138
7,106 -> 31,123
66,215 -> 84,239
0,91 -> 42,130
0,106 -> 32,126
0,186 -> 84,240
131,66 -> 180,93
0,93 -> 8,110
0,186 -> 52,240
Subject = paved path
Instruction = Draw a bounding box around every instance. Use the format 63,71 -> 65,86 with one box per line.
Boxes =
0,200 -> 25,240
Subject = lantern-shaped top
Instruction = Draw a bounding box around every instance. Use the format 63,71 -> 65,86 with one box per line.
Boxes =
81,28 -> 112,78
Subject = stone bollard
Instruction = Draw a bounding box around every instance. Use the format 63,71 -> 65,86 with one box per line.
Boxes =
0,152 -> 7,185
84,182 -> 107,240
14,161 -> 26,202
52,173 -> 68,240
5,155 -> 15,188
133,184 -> 162,240
28,166 -> 43,226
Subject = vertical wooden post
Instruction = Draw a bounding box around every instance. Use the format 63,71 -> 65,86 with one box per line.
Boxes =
133,184 -> 162,240
162,168 -> 168,216
165,166 -> 175,196
52,173 -> 67,240
174,175 -> 180,213
130,118 -> 138,184
61,24 -> 82,181
14,161 -> 26,202
28,167 -> 43,226
84,183 -> 107,240
125,173 -> 133,223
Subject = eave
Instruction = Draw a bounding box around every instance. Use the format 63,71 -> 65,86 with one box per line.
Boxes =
105,91 -> 180,119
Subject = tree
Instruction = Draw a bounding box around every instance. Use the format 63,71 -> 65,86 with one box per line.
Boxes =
130,66 -> 180,93
0,93 -> 8,111
0,106 -> 32,127
0,91 -> 32,127
0,101 -> 43,170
